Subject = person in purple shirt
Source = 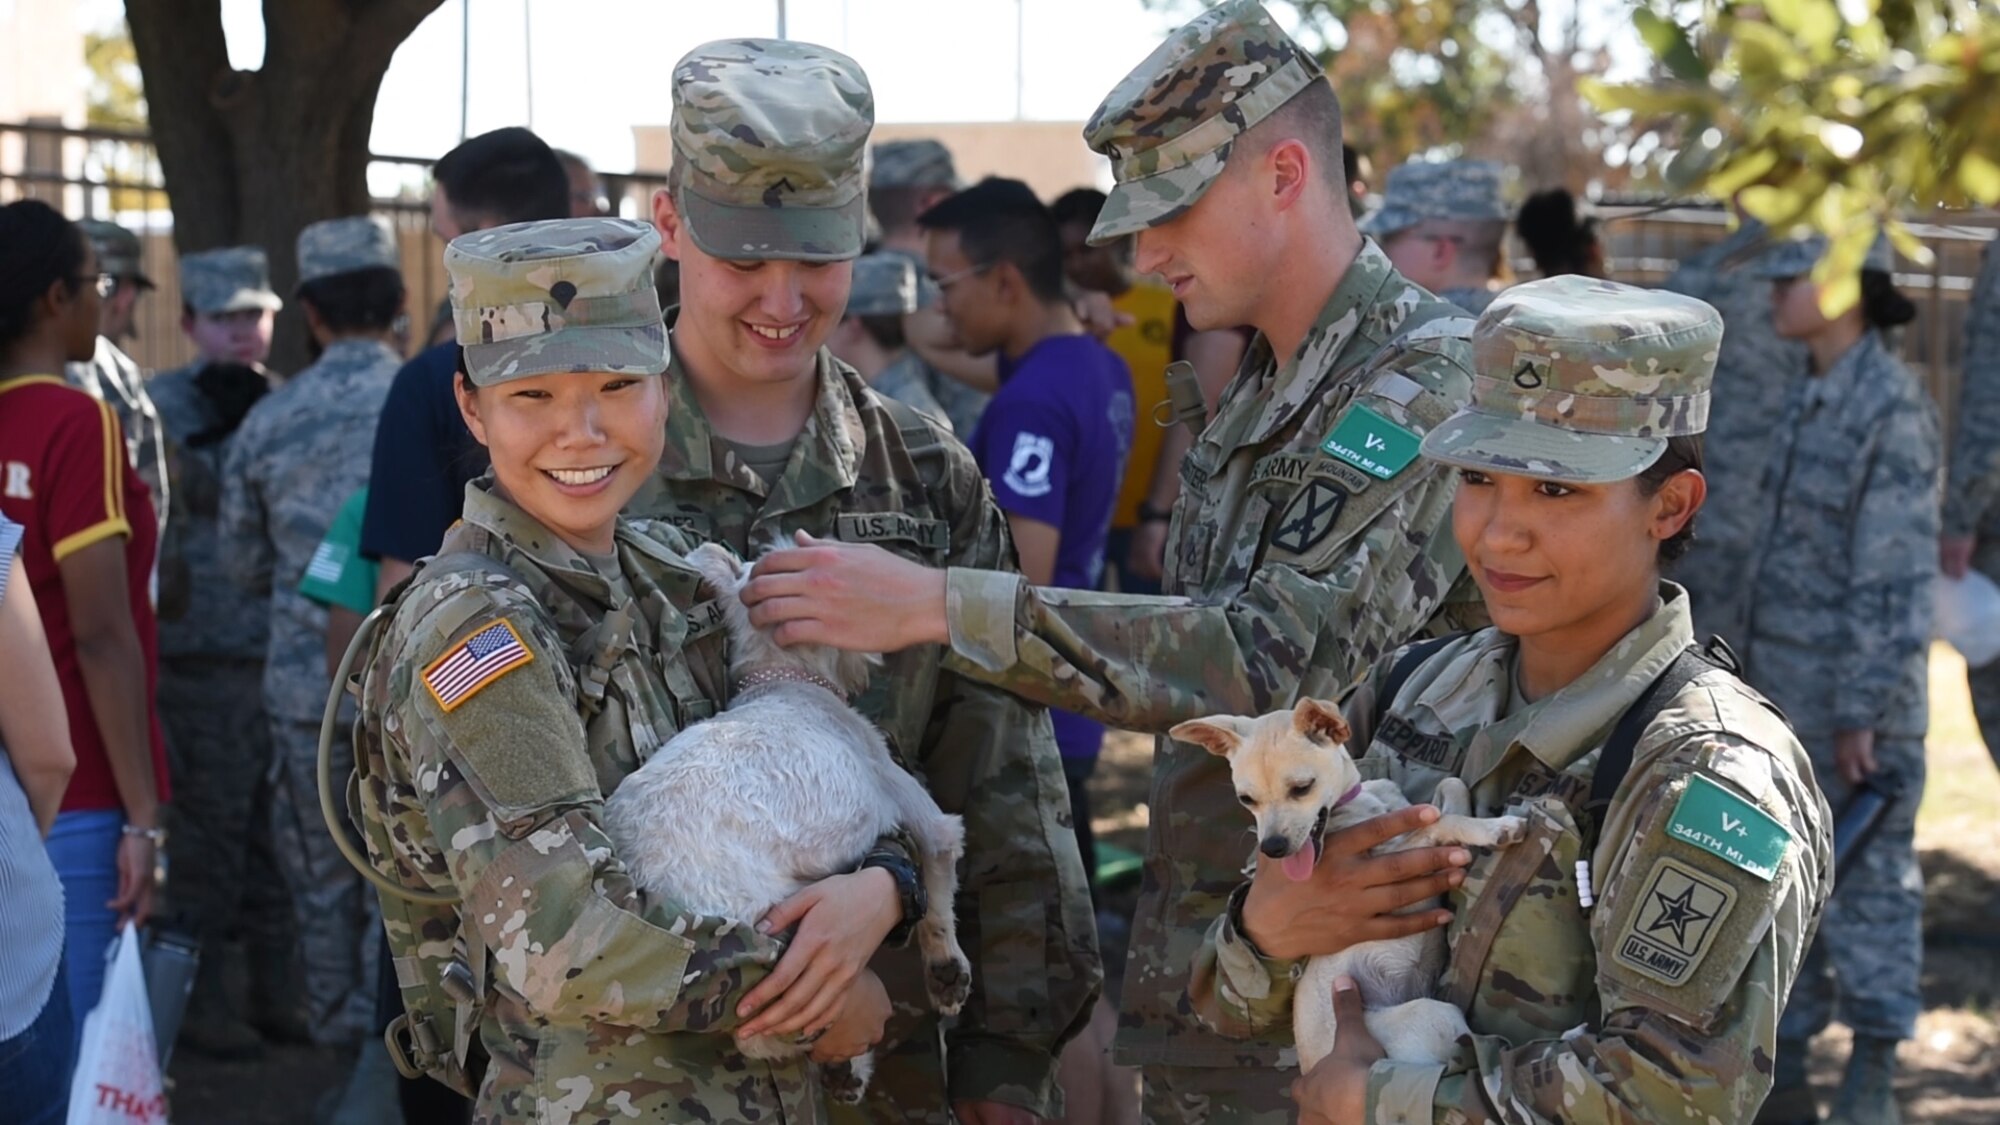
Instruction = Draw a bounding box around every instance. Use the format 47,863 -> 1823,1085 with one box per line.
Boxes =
918,178 -> 1135,886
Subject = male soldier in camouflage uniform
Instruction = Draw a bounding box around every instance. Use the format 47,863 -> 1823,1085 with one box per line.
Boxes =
221,216 -> 405,1046
742,4 -> 1485,1120
871,139 -> 993,437
1741,236 -> 1936,1125
65,219 -> 170,532
149,246 -> 300,1057
1660,215 -> 1810,645
635,39 -> 1099,1125
1943,236 -> 2000,771
1361,160 -> 1514,314
826,252 -> 953,427
1194,276 -> 1832,1125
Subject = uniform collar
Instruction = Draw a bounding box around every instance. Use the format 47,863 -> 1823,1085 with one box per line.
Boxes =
315,337 -> 400,366
1460,582 -> 1695,784
1803,329 -> 1884,412
1239,240 -> 1411,446
657,328 -> 868,514
458,478 -> 628,606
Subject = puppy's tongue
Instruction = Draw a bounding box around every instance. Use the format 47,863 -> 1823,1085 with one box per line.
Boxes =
1280,840 -> 1318,882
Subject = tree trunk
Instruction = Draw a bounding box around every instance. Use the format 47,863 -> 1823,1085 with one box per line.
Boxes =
124,0 -> 443,372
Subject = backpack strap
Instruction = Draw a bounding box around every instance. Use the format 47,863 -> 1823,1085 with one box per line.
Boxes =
1370,633 -> 1465,737
1582,636 -> 1744,839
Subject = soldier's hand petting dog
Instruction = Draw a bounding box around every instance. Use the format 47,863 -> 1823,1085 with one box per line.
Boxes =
743,532 -> 949,652
1292,976 -> 1384,1125
1238,804 -> 1471,961
735,866 -> 902,1040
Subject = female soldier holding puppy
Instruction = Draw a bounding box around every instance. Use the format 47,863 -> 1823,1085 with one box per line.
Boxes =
1196,277 -> 1833,1123
350,218 -> 916,1122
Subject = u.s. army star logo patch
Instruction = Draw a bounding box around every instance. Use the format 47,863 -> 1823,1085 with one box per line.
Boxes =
1272,480 -> 1347,555
1614,856 -> 1736,986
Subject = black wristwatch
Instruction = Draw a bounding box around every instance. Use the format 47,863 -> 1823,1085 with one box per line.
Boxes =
1136,503 -> 1173,524
860,851 -> 926,948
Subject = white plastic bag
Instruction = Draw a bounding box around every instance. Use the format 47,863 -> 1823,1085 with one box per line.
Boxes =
1935,570 -> 2000,669
67,924 -> 168,1125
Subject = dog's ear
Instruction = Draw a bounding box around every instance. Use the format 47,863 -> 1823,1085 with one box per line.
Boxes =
686,541 -> 747,598
1170,715 -> 1255,758
1291,698 -> 1351,746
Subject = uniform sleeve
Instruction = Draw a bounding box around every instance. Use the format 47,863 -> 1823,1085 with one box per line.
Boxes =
916,440 -> 1101,1115
1945,243 -> 2000,535
940,437 -> 1464,734
976,394 -> 1072,531
1367,736 -> 1831,1125
1188,652 -> 1398,1037
43,395 -> 131,562
1836,391 -> 1941,731
360,349 -> 467,563
219,414 -> 273,595
394,591 -> 785,1034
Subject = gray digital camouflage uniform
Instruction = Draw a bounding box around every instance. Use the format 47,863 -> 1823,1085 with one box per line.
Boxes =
66,219 -> 170,529
1359,160 -> 1512,316
1945,237 -> 2000,770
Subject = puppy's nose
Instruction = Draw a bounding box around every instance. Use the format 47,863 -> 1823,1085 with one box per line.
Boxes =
1259,835 -> 1291,858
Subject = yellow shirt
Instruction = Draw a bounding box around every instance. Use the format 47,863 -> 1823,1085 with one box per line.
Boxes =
1106,281 -> 1179,528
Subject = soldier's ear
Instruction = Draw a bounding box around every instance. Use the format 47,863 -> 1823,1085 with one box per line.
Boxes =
651,188 -> 684,263
1171,715 -> 1255,758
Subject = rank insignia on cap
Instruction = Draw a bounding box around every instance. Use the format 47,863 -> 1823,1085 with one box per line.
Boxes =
423,620 -> 534,713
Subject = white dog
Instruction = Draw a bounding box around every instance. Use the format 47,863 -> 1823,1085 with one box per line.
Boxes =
1170,698 -> 1525,1070
604,542 -> 971,1100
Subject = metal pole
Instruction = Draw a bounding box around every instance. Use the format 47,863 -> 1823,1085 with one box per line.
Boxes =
460,0 -> 471,142
777,0 -> 788,38
523,0 -> 534,130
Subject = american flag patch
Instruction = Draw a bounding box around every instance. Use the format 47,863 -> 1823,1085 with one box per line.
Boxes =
422,620 -> 533,713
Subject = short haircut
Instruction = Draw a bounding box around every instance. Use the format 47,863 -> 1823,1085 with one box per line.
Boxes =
1049,187 -> 1107,231
917,177 -> 1066,303
1239,79 -> 1347,195
432,127 -> 569,226
298,266 -> 405,334
0,200 -> 87,349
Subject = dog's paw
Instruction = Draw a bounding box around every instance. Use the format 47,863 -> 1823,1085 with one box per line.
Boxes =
820,1059 -> 868,1104
1488,816 -> 1528,847
926,952 -> 972,1015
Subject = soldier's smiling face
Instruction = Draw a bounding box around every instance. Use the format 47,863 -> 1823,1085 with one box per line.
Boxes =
651,189 -> 851,386
456,369 -> 669,556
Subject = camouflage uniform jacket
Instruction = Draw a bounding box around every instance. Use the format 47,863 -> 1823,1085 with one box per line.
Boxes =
221,338 -> 399,721
1194,584 -> 1832,1123
150,362 -> 271,659
1659,223 -> 1810,645
1945,238 -> 2000,540
941,241 -> 1480,1068
66,335 -> 170,534
626,346 -> 1100,1115
368,480 -> 822,1123
1742,330 -> 1940,738
870,351 -> 953,433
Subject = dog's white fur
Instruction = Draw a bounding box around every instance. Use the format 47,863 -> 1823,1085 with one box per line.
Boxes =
1171,699 -> 1525,1071
604,542 -> 971,1097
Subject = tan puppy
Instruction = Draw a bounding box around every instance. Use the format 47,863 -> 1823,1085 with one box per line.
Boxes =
1171,698 -> 1525,1070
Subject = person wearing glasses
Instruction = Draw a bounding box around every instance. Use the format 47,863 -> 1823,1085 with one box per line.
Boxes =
64,220 -> 170,535
0,200 -> 169,1037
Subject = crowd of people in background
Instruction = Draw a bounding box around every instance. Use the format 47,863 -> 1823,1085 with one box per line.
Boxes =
0,1 -> 1996,1121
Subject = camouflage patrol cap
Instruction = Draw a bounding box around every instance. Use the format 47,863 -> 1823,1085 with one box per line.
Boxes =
671,38 -> 874,262
1082,0 -> 1324,245
1752,232 -> 1895,279
1359,160 -> 1512,239
845,253 -> 919,317
179,246 -> 282,314
296,215 -> 400,288
871,139 -> 958,191
1421,276 -> 1719,484
445,218 -> 667,386
78,219 -> 153,288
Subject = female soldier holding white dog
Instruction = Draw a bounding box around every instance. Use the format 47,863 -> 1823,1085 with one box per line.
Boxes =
352,218 -> 915,1122
1197,277 -> 1833,1123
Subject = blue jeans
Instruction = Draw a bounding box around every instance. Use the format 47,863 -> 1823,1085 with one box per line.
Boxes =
0,956 -> 74,1125
47,809 -> 124,1052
